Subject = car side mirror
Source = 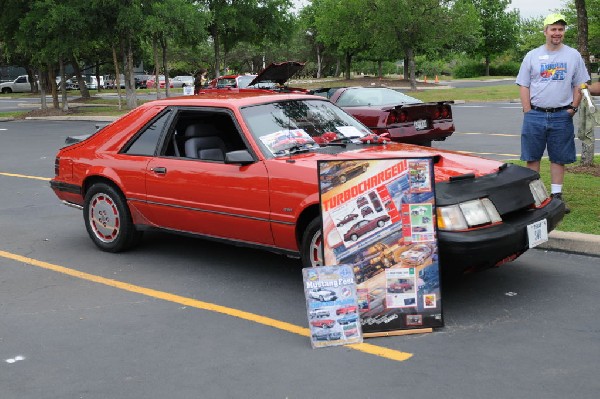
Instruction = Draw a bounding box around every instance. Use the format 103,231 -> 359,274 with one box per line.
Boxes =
225,150 -> 255,165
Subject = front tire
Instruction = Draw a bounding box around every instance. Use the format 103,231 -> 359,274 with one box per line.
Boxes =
301,218 -> 323,268
83,183 -> 142,252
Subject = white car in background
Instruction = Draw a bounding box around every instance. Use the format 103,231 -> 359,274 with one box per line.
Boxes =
171,75 -> 194,88
0,75 -> 33,93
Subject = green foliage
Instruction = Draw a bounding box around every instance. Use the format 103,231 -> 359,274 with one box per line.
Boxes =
452,60 -> 486,78
468,0 -> 520,61
415,58 -> 448,77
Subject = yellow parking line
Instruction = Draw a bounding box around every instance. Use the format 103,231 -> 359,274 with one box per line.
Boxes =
0,249 -> 413,362
0,172 -> 50,181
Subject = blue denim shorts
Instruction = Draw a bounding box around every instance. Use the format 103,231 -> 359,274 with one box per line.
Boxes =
521,109 -> 576,164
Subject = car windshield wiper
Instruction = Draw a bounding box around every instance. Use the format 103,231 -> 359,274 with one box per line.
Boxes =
273,144 -> 315,156
328,135 -> 362,143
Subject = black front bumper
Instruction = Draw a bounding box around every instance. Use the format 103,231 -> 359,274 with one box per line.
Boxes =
438,197 -> 565,273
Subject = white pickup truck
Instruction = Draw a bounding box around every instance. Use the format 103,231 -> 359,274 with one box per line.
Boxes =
0,75 -> 33,94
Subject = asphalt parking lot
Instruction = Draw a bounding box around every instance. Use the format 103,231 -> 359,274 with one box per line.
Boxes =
1,119 -> 600,399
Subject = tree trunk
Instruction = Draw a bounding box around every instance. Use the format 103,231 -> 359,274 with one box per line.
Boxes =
316,45 -> 322,79
27,67 -> 38,93
485,55 -> 490,76
72,58 -> 90,99
406,47 -> 417,90
377,60 -> 383,78
575,0 -> 593,165
334,58 -> 340,78
95,62 -> 102,93
211,24 -> 221,79
403,57 -> 409,80
125,36 -> 137,109
48,68 -> 59,109
161,38 -> 170,98
39,67 -> 47,110
59,58 -> 68,111
575,0 -> 591,73
344,52 -> 352,80
153,37 -> 161,100
112,45 -> 122,110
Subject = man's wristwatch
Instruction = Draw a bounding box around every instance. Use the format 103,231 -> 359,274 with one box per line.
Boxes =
568,104 -> 579,113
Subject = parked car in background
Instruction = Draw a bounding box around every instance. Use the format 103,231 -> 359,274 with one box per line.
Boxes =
207,74 -> 265,89
171,75 -> 194,88
135,74 -> 153,89
49,91 -> 565,277
0,75 -> 33,93
206,61 -> 306,91
313,86 -> 454,147
146,75 -> 173,89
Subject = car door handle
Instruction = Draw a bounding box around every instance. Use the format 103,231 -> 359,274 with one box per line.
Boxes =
151,167 -> 167,174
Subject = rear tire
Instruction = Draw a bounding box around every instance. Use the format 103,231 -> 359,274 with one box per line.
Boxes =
301,218 -> 323,268
83,183 -> 143,252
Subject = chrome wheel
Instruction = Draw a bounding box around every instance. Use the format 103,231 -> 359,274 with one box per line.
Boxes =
88,192 -> 121,243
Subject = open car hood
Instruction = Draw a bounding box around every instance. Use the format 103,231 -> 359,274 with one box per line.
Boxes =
248,61 -> 305,86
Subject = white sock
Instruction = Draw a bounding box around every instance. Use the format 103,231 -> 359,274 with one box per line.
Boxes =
551,184 -> 562,194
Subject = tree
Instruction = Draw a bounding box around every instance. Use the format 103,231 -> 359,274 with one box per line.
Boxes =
143,0 -> 208,99
202,0 -> 294,78
313,0 -> 370,80
372,0 -> 480,89
469,0 -> 519,75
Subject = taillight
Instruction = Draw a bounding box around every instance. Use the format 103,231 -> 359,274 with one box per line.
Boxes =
387,109 -> 407,124
436,105 -> 451,119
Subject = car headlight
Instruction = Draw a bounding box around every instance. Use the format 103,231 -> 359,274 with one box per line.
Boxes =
529,179 -> 549,207
437,198 -> 502,231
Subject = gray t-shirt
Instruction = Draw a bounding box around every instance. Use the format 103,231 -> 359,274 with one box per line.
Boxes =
516,44 -> 590,108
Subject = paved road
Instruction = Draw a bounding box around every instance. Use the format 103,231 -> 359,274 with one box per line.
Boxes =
433,101 -> 600,161
1,119 -> 599,398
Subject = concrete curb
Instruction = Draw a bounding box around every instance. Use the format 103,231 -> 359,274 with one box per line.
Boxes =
538,230 -> 600,257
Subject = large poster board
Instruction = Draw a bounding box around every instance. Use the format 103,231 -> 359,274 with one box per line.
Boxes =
318,158 -> 443,334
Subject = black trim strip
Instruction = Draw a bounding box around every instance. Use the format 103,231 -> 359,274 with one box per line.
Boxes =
128,198 -> 296,226
49,181 -> 81,195
138,224 -> 300,258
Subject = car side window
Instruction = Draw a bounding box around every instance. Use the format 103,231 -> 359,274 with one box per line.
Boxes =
161,109 -> 249,162
124,110 -> 172,156
16,76 -> 27,83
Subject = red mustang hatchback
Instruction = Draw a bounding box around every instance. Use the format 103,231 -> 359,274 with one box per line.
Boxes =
50,91 -> 565,275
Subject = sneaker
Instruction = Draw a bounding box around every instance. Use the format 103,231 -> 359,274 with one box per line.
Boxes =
551,193 -> 571,214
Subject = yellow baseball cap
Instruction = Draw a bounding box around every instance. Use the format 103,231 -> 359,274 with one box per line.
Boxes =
544,13 -> 567,27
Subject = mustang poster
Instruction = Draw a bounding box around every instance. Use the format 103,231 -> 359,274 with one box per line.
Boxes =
303,265 -> 363,348
318,158 -> 443,334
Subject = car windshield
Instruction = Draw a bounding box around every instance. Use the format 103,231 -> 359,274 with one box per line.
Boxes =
237,75 -> 278,89
237,75 -> 256,88
241,99 -> 373,156
336,88 -> 423,107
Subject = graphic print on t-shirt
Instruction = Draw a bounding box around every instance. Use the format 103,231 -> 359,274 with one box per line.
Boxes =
540,62 -> 567,80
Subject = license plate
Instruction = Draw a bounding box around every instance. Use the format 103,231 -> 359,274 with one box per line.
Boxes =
527,219 -> 548,248
414,119 -> 427,130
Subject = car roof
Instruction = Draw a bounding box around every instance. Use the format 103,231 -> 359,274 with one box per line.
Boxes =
144,91 -> 323,108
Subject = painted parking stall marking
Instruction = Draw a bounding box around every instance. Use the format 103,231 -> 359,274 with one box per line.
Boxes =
0,249 -> 413,363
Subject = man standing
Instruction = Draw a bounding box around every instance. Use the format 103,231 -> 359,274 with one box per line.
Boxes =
516,13 -> 590,214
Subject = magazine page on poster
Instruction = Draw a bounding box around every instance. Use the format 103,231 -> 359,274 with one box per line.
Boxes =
303,265 -> 363,348
318,158 -> 443,334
